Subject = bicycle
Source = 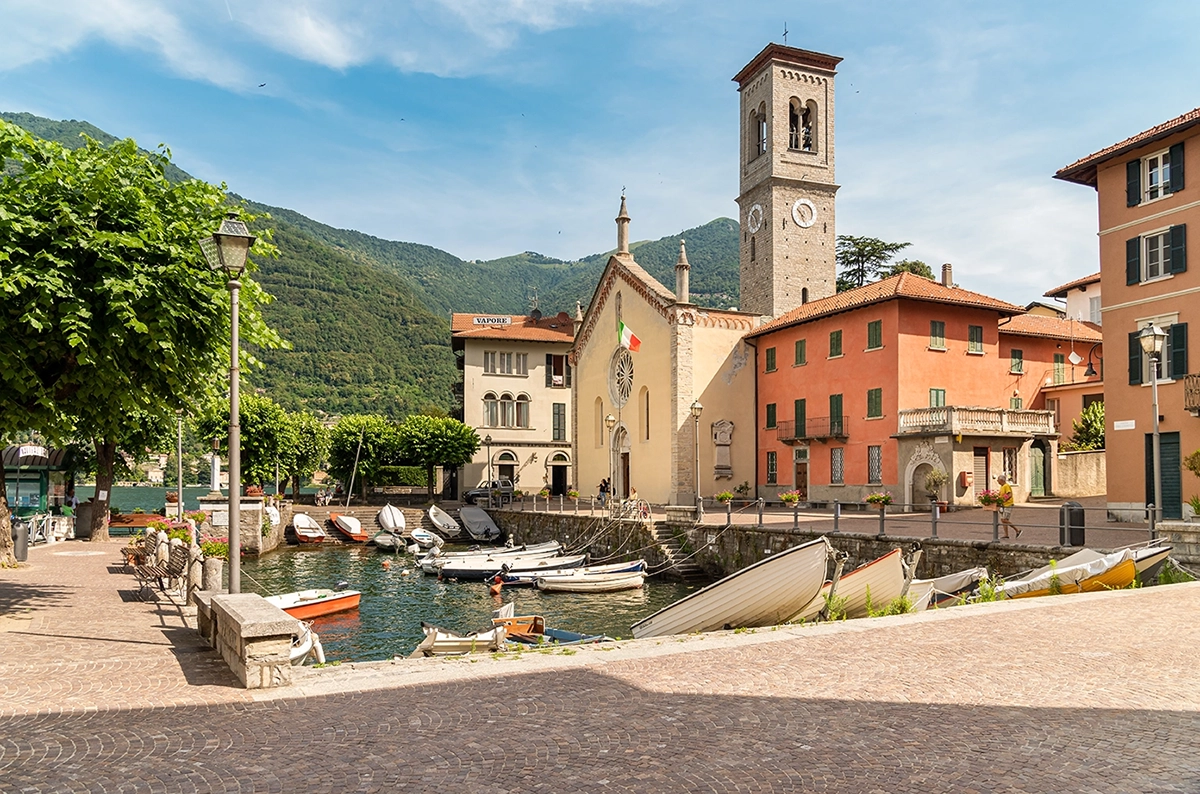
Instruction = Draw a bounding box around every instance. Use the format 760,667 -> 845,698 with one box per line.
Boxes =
613,499 -> 651,520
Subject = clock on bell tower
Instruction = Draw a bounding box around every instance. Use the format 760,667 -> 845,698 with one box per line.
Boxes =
733,43 -> 841,318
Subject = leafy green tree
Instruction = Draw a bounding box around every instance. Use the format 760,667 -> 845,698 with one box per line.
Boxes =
396,415 -> 481,499
836,236 -> 911,291
197,394 -> 292,489
884,259 -> 934,280
1067,401 -> 1105,451
280,411 -> 329,498
0,121 -> 283,543
328,414 -> 401,497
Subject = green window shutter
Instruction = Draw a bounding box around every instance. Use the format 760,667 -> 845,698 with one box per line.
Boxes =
829,394 -> 843,435
766,403 -> 777,429
1170,224 -> 1187,274
830,330 -> 842,357
1010,349 -> 1023,373
1126,236 -> 1141,285
765,347 -> 776,371
867,320 -> 882,349
1127,159 -> 1141,206
867,388 -> 882,418
546,354 -> 554,387
794,399 -> 806,436
1129,331 -> 1143,385
930,320 -> 945,348
1169,323 -> 1188,380
1169,142 -> 1185,194
795,339 -> 807,365
565,361 -> 572,387
1054,353 -> 1065,384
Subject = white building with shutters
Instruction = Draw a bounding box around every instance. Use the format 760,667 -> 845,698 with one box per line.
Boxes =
451,312 -> 576,496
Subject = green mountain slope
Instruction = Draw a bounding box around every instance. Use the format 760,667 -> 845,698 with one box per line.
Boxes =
3,112 -> 742,417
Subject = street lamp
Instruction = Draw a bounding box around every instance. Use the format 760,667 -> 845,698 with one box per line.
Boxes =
605,413 -> 617,513
690,400 -> 703,516
1138,323 -> 1168,528
200,212 -> 256,595
483,434 -> 493,506
1084,342 -> 1103,378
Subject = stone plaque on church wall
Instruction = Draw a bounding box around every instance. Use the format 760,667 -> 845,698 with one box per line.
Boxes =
712,419 -> 734,480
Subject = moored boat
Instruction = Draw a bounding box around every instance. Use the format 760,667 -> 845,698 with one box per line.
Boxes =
426,540 -> 560,561
995,549 -> 1137,599
410,527 -> 444,549
290,621 -> 327,666
266,588 -> 362,619
909,566 -> 989,610
292,513 -> 327,544
500,559 -> 645,586
372,530 -> 403,551
377,504 -> 406,533
330,513 -> 369,543
409,622 -> 506,657
495,614 -> 614,645
536,571 -> 645,593
630,537 -> 833,639
428,505 -> 463,538
459,505 -> 502,541
790,547 -> 911,622
437,553 -> 587,581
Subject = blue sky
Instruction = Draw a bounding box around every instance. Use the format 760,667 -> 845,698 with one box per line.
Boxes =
3,0 -> 1200,306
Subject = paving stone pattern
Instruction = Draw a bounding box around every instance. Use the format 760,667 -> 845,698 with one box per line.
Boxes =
2,541 -> 1199,792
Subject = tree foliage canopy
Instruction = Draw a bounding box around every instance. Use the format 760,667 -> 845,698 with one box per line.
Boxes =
327,414 -> 401,490
884,259 -> 934,280
396,414 -> 480,497
836,236 -> 911,292
1067,401 -> 1105,451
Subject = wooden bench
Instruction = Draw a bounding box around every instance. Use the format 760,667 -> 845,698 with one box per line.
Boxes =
134,544 -> 191,599
121,534 -> 156,569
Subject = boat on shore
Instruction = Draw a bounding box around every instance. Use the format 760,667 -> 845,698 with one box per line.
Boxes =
536,571 -> 646,593
266,587 -> 362,619
909,566 -> 989,610
428,505 -> 464,539
500,559 -> 645,587
790,547 -> 916,623
459,506 -> 502,541
631,537 -> 833,639
494,614 -> 614,645
409,622 -> 506,657
377,504 -> 406,533
292,513 -> 327,544
437,553 -> 587,581
996,548 -> 1137,599
372,530 -> 403,551
330,513 -> 369,543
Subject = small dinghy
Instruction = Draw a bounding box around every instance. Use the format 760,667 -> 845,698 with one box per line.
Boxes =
377,504 -> 406,533
428,504 -> 463,538
410,527 -> 444,549
995,549 -> 1136,599
536,571 -> 646,593
790,547 -> 918,623
372,530 -> 403,551
459,506 -> 502,541
501,559 -> 646,587
330,513 -> 369,543
495,614 -> 614,646
438,554 -> 587,581
266,587 -> 361,619
292,513 -> 327,544
409,622 -> 506,657
909,566 -> 989,610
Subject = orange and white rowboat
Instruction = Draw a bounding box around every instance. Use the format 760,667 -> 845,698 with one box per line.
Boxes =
266,588 -> 361,619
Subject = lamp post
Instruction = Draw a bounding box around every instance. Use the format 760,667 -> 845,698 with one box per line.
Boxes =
690,400 -> 703,516
1138,323 -> 1168,529
1084,342 -> 1103,378
605,413 -> 617,514
176,411 -> 185,522
484,434 -> 493,507
200,212 -> 256,594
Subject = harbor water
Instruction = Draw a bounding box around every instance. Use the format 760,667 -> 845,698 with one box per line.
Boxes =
240,546 -> 697,662
73,485 -> 315,514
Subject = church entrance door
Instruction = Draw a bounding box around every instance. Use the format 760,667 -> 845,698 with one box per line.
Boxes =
620,453 -> 630,499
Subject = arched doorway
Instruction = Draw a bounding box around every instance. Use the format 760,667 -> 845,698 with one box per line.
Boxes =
548,452 -> 570,496
612,426 -> 631,499
496,451 -> 517,482
911,462 -> 934,507
1030,441 -> 1050,497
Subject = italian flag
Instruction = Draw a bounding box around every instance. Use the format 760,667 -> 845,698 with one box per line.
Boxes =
618,321 -> 641,352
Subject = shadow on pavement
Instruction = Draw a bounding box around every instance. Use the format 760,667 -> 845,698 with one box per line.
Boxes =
0,581 -> 75,614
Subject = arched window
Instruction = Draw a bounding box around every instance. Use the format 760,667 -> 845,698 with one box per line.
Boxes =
595,397 -> 604,447
803,100 -> 818,152
789,99 -> 801,150
550,452 -> 570,463
515,394 -> 530,428
483,392 -> 499,427
499,393 -> 515,427
756,103 -> 768,157
639,386 -> 650,441
801,287 -> 809,305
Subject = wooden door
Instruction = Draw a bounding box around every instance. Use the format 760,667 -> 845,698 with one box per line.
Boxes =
551,465 -> 567,496
972,448 -> 989,500
1030,447 -> 1045,497
794,462 -> 808,501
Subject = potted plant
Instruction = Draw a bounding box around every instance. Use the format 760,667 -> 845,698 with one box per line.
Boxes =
977,489 -> 1004,511
864,492 -> 893,510
715,490 -> 734,504
165,490 -> 180,504
567,489 -> 580,500
513,489 -> 525,501
538,487 -> 550,499
245,485 -> 264,497
924,469 -> 948,499
779,489 -> 801,506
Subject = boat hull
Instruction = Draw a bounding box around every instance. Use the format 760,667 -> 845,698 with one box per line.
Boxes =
330,513 -> 369,543
536,572 -> 645,593
377,504 -> 405,533
438,554 -> 587,581
428,505 -> 463,538
267,589 -> 361,620
631,537 -> 830,638
501,559 -> 645,586
1009,558 -> 1137,599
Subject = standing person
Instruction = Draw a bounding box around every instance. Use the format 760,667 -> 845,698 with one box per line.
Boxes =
997,474 -> 1021,539
598,478 -> 608,507
64,487 -> 79,516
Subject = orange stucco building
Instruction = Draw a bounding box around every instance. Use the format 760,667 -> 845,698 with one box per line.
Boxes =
1057,107 -> 1200,520
746,269 -> 1100,508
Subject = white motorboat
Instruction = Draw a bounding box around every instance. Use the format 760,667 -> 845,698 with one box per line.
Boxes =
409,527 -> 444,549
536,571 -> 646,593
424,540 -> 561,561
459,506 -> 502,541
292,513 -> 327,544
501,559 -> 646,587
790,547 -> 913,623
631,537 -> 833,639
437,553 -> 587,581
409,622 -> 507,657
266,588 -> 362,619
377,504 -> 406,533
428,504 -> 463,538
372,530 -> 403,551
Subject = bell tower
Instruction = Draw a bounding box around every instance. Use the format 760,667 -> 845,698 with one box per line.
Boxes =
733,44 -> 841,318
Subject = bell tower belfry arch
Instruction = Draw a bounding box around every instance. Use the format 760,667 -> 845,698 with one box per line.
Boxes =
733,44 -> 842,318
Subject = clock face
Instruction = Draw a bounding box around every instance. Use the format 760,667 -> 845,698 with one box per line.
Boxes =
791,198 -> 817,228
747,203 -> 764,234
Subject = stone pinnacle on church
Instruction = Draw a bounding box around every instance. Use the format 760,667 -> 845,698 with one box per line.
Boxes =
615,195 -> 631,255
675,239 -> 690,304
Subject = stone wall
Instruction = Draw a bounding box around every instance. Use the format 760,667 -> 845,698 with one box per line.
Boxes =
1154,521 -> 1200,564
195,496 -> 292,556
209,593 -> 297,689
491,510 -> 672,571
1053,450 -> 1106,498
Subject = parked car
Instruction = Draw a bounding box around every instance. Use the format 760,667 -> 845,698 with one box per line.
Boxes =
463,479 -> 515,505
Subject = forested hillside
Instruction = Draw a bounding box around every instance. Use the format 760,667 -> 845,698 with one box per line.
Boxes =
3,112 -> 741,416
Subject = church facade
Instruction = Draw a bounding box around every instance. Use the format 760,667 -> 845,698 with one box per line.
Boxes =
570,43 -> 843,507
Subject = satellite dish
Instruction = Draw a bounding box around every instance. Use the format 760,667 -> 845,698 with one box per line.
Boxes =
1068,351 -> 1083,366
530,309 -> 543,322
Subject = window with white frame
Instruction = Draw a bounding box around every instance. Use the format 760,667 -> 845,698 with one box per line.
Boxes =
515,394 -> 530,428
1089,296 -> 1102,325
1129,313 -> 1186,384
1144,149 -> 1172,203
499,393 -> 516,427
483,392 -> 499,427
483,351 -> 498,374
1127,224 -> 1186,285
830,447 -> 844,485
867,445 -> 882,485
1145,229 -> 1171,281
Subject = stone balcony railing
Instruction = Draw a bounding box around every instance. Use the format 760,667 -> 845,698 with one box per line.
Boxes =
1185,373 -> 1200,415
896,406 -> 1056,436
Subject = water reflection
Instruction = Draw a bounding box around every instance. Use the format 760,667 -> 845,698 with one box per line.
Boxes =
241,546 -> 696,662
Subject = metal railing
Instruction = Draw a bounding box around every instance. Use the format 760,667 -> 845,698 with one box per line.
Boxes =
1185,373 -> 1200,414
775,415 -> 845,443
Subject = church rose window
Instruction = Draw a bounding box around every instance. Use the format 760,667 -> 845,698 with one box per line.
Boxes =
611,348 -> 634,407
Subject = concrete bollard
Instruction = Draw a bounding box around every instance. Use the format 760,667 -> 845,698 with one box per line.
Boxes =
188,544 -> 204,596
155,531 -> 170,564
203,557 -> 225,592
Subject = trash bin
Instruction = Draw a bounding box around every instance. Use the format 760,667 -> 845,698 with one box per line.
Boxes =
12,517 -> 28,562
1059,501 -> 1085,546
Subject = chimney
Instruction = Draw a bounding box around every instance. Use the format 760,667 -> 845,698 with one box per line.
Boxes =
674,239 -> 691,304
615,195 -> 631,255
941,262 -> 953,287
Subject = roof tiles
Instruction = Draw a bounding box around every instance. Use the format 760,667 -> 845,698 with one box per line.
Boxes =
998,314 -> 1102,342
1044,272 -> 1101,299
451,313 -> 575,343
1056,106 -> 1200,187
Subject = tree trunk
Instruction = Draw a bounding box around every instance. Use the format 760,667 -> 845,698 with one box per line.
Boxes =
291,474 -> 301,500
426,464 -> 436,501
0,465 -> 15,567
90,439 -> 116,542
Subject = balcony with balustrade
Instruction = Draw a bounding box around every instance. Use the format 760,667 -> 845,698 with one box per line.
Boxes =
896,406 -> 1056,437
775,415 -> 847,444
1185,373 -> 1200,416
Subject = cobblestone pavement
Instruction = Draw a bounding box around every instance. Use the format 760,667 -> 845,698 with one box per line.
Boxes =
2,540 -> 1199,792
